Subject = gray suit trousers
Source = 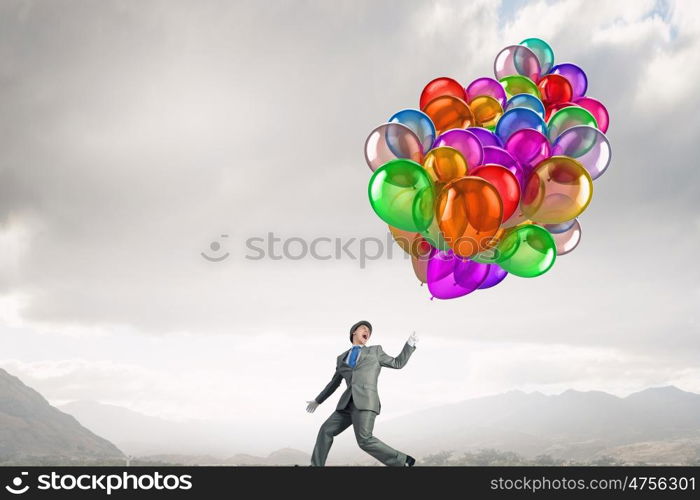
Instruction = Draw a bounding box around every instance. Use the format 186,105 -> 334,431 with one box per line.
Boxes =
311,398 -> 407,466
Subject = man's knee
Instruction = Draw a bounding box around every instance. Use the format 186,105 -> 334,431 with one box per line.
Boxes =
319,422 -> 335,437
356,433 -> 375,449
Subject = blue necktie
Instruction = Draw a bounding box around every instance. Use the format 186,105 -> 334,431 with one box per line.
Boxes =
348,346 -> 361,367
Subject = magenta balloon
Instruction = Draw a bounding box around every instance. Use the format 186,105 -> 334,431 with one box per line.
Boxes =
433,129 -> 484,169
549,63 -> 587,98
494,45 -> 542,82
465,77 -> 508,107
505,129 -> 551,176
574,97 -> 609,133
466,127 -> 504,148
364,123 -> 424,171
427,250 -> 488,299
478,264 -> 508,289
481,146 -> 525,187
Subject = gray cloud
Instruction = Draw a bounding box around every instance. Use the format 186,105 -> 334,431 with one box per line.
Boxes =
0,0 -> 698,411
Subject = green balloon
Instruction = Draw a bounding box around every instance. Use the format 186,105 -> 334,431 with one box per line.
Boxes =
499,75 -> 541,100
420,214 -> 451,251
547,106 -> 598,141
520,38 -> 554,74
368,159 -> 434,232
471,246 -> 501,264
496,224 -> 556,277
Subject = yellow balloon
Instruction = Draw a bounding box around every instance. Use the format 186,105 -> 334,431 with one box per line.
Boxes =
521,156 -> 593,224
421,146 -> 468,184
469,95 -> 503,130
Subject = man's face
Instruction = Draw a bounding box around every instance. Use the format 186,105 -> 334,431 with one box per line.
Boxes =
353,325 -> 371,345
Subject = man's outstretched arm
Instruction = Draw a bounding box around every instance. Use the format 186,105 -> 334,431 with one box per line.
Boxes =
378,332 -> 419,369
306,369 -> 342,412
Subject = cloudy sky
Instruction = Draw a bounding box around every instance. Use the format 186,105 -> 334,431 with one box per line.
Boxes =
1,0 -> 699,454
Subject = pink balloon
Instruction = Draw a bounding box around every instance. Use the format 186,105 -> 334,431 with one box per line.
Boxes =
465,77 -> 507,108
505,129 -> 551,176
433,129 -> 484,169
552,219 -> 582,255
574,97 -> 609,133
364,123 -> 424,171
494,45 -> 541,82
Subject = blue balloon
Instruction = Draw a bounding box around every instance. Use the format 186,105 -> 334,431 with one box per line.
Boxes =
388,109 -> 436,153
495,108 -> 547,143
504,94 -> 545,119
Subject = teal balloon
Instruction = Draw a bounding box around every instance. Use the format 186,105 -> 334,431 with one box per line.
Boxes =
520,38 -> 555,75
497,224 -> 556,277
368,159 -> 434,232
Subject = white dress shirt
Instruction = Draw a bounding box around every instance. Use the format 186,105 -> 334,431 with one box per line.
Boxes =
344,344 -> 365,365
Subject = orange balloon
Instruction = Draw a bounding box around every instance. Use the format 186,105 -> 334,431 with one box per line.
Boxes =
469,95 -> 503,130
388,226 -> 432,259
422,146 -> 468,184
521,156 -> 593,224
421,95 -> 474,134
436,176 -> 503,258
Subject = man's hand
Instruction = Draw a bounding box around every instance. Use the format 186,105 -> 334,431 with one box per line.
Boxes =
306,400 -> 320,413
407,331 -> 419,347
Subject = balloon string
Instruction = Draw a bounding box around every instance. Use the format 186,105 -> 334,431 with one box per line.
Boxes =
430,296 -> 435,301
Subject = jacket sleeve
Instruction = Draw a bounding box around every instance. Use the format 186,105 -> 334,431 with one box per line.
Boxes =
314,368 -> 342,404
378,342 -> 416,369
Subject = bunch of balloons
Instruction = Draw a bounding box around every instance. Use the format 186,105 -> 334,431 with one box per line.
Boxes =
364,38 -> 611,300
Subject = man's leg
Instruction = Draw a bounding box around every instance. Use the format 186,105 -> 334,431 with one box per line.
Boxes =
349,401 -> 408,467
310,406 -> 352,466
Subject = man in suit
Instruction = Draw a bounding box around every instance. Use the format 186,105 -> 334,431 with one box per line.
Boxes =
306,320 -> 418,466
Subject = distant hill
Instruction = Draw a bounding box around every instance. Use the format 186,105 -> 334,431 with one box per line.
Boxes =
360,386 -> 700,465
53,383 -> 700,466
0,368 -> 123,465
59,400 -> 245,457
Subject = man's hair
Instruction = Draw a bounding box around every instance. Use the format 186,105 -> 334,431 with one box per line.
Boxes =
349,320 -> 372,342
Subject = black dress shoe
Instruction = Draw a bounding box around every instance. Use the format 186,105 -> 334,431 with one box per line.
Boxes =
405,455 -> 416,467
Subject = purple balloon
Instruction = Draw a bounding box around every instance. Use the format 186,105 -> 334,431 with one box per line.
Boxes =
549,63 -> 588,98
481,146 -> 525,187
427,251 -> 488,299
550,125 -> 611,180
465,77 -> 507,108
433,129 -> 484,169
478,264 -> 508,289
466,127 -> 504,148
505,129 -> 551,176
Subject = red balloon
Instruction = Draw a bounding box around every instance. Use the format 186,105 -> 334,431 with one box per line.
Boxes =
419,77 -> 466,110
471,164 -> 521,221
537,74 -> 573,108
545,101 -> 576,121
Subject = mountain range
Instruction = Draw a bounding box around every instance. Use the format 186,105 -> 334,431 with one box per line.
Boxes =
3,364 -> 699,465
0,368 -> 123,465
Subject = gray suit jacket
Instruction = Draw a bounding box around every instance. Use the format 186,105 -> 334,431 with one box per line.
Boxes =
314,342 -> 416,415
